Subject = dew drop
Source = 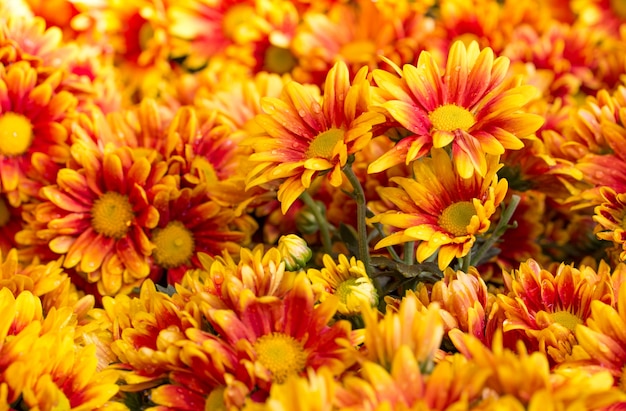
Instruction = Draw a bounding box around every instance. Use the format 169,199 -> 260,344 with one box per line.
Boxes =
298,109 -> 307,117
311,102 -> 322,113
454,65 -> 461,71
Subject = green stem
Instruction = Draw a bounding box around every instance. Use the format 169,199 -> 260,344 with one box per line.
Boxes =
470,194 -> 521,267
343,164 -> 373,279
403,241 -> 415,265
299,190 -> 333,255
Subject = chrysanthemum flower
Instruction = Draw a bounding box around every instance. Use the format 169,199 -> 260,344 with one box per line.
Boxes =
337,346 -> 489,411
421,266 -> 496,343
503,23 -> 606,99
594,186 -> 626,261
369,40 -> 543,178
307,253 -> 378,316
254,366 -> 337,411
291,0 -> 439,86
369,148 -> 508,270
206,273 -> 355,394
151,184 -> 256,285
360,292 -> 444,371
572,0 -> 626,35
34,144 -> 166,296
0,61 -> 77,207
450,330 -> 626,410
246,60 -> 384,213
178,244 -> 296,312
572,282 -> 626,390
0,15 -> 76,67
0,288 -> 121,410
167,0 -> 253,70
497,259 -> 614,364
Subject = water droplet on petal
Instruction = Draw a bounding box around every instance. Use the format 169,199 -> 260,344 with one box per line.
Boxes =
454,65 -> 461,71
311,102 -> 322,113
298,109 -> 307,117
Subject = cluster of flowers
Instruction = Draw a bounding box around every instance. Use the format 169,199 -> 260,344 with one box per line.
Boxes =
2,0 -> 626,409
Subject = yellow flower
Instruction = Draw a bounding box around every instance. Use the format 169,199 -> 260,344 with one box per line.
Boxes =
360,292 -> 444,370
369,40 -> 543,178
307,253 -> 377,316
245,60 -> 385,213
369,148 -> 508,270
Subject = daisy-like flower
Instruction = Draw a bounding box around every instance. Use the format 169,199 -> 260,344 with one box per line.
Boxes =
337,346 -> 489,411
291,0 -> 439,86
450,330 -> 626,410
307,253 -> 378,316
206,273 -> 355,396
497,259 -> 614,364
245,60 -> 385,213
0,61 -> 77,207
369,148 -> 508,270
360,292 -> 444,371
572,281 -> 626,390
594,186 -> 626,261
34,144 -> 166,296
0,288 -> 121,410
369,40 -> 543,179
422,266 -> 496,343
178,244 -> 296,312
151,184 -> 257,285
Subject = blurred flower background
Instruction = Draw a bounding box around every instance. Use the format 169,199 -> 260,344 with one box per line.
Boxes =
2,0 -> 626,409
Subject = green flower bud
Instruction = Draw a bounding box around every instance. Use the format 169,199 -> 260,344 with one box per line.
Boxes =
278,234 -> 313,271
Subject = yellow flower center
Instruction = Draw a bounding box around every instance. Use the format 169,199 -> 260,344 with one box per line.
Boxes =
428,104 -> 476,132
151,220 -> 195,269
0,112 -> 34,157
438,201 -> 477,237
335,278 -> 358,304
549,310 -> 582,332
264,45 -> 297,74
0,197 -> 9,227
91,192 -> 134,239
253,332 -> 307,383
306,128 -> 344,160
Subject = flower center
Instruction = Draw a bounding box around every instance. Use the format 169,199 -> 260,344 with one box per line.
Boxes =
335,278 -> 358,304
0,112 -> 34,157
263,45 -> 297,74
438,201 -> 477,237
151,220 -> 195,269
253,332 -> 307,383
91,192 -> 134,239
0,197 -> 9,227
428,104 -> 476,132
549,310 -> 582,332
306,128 -> 344,160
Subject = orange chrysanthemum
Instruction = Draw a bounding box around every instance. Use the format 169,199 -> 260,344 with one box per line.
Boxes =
0,61 -> 77,207
369,148 -> 508,270
151,184 -> 257,285
498,259 -> 614,364
369,40 -> 543,179
246,61 -> 385,213
34,144 -> 166,296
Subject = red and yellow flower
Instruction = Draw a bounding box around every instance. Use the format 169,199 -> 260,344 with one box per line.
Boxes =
246,60 -> 385,213
369,148 -> 508,270
497,259 -> 614,364
34,144 -> 166,296
0,61 -> 77,207
369,39 -> 543,179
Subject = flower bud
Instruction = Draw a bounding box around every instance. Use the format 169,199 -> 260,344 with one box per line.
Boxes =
278,234 -> 313,271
